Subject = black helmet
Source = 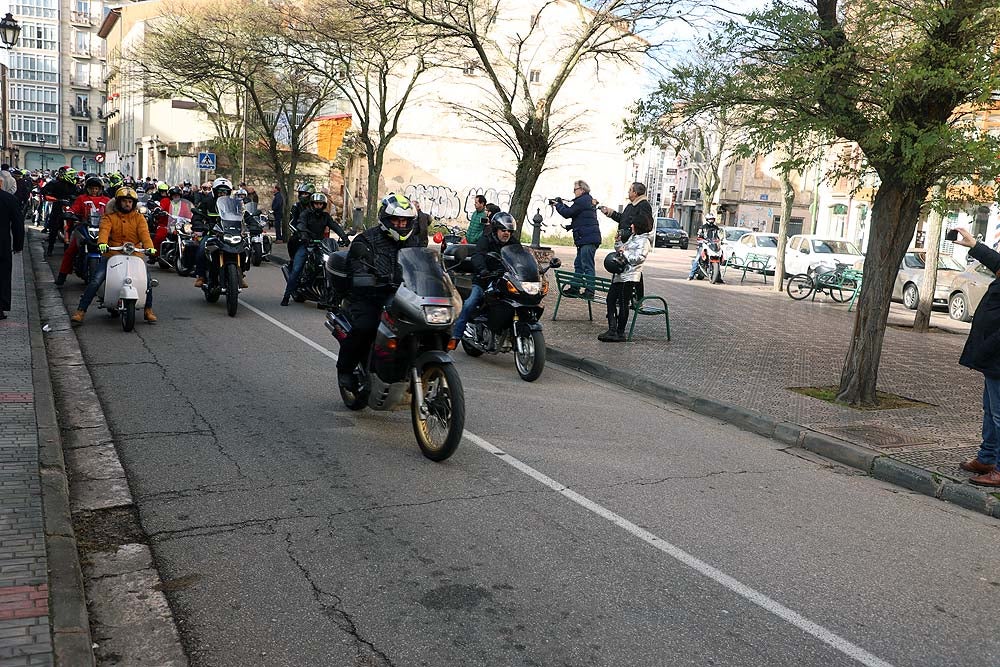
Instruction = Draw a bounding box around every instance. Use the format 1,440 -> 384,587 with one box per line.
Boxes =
168,186 -> 181,196
311,192 -> 328,208
604,252 -> 628,274
491,212 -> 516,238
84,176 -> 103,190
377,193 -> 417,243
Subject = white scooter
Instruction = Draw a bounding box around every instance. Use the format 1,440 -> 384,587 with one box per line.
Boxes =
97,243 -> 157,332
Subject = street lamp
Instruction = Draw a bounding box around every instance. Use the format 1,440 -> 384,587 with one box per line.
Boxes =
38,138 -> 47,171
0,13 -> 21,49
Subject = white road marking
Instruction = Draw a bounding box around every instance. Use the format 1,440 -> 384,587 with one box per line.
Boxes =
245,303 -> 894,667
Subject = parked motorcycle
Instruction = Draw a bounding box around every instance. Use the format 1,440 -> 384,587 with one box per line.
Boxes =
97,243 -> 157,332
324,247 -> 466,461
201,196 -> 249,317
281,236 -> 348,307
245,203 -> 272,266
443,243 -> 560,382
694,236 -> 725,284
69,201 -> 104,284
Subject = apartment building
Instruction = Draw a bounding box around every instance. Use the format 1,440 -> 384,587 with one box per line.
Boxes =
3,0 -> 110,172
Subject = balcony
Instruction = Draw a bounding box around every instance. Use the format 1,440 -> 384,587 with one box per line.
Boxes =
70,11 -> 94,26
69,105 -> 91,119
69,75 -> 93,88
71,46 -> 92,59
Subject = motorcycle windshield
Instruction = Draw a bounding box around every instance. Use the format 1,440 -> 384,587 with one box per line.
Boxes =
215,196 -> 245,223
397,247 -> 453,298
500,244 -> 540,281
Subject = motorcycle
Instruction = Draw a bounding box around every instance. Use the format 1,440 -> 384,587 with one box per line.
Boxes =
443,243 -> 560,382
324,247 -> 466,461
97,242 -> 157,332
144,204 -> 172,269
70,201 -> 104,284
431,223 -> 467,253
694,236 -> 725,284
158,214 -> 192,276
201,196 -> 249,317
244,203 -> 272,266
281,236 -> 348,307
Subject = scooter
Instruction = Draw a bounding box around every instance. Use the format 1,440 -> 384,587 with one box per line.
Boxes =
97,243 -> 157,332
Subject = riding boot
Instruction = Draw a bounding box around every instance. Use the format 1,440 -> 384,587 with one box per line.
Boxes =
597,318 -> 616,342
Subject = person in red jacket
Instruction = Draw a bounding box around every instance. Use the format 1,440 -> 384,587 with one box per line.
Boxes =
55,177 -> 109,285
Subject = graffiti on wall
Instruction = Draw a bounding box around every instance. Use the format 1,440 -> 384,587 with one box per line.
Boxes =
403,182 -> 555,223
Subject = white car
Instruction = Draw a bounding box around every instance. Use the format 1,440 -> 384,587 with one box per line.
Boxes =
784,235 -> 865,276
720,226 -> 752,258
728,232 -> 779,269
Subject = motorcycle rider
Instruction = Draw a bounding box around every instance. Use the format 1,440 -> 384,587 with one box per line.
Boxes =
687,215 -> 722,281
55,177 -> 110,285
336,193 -> 420,391
41,167 -> 79,257
70,187 -> 157,324
281,192 -> 348,306
104,172 -> 124,198
451,212 -> 517,342
193,177 -> 248,289
288,183 -> 316,233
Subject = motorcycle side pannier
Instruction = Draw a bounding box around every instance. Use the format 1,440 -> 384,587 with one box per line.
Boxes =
325,250 -> 351,294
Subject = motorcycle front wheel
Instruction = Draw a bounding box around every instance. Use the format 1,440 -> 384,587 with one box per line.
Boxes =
514,330 -> 545,382
175,254 -> 192,277
225,264 -> 240,317
251,248 -> 262,267
461,339 -> 484,357
120,301 -> 136,332
710,262 -> 722,284
412,362 -> 465,462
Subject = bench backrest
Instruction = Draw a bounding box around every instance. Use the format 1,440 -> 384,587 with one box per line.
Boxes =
554,269 -> 613,292
745,252 -> 775,267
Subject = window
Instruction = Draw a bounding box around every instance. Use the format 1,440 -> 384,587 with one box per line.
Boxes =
75,0 -> 89,13
529,69 -> 541,84
73,62 -> 90,86
462,61 -> 476,76
75,94 -> 89,112
9,53 -> 58,82
10,84 -> 58,113
74,31 -> 89,54
12,0 -> 57,19
76,125 -> 89,145
740,235 -> 753,246
10,114 -> 58,144
18,22 -> 57,50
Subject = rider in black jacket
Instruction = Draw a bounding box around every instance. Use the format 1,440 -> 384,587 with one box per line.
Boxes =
280,193 -> 348,306
41,168 -> 79,256
451,212 -> 517,340
336,193 -> 420,390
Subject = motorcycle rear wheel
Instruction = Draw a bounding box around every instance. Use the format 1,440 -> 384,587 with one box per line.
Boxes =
461,339 -> 484,357
514,330 -> 545,382
339,367 -> 369,411
225,264 -> 240,317
412,362 -> 465,462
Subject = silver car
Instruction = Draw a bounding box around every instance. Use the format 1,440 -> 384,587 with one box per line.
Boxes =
945,260 -> 996,322
892,251 -> 965,310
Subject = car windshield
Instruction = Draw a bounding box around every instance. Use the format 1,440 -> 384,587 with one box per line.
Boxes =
755,236 -> 778,248
812,239 -> 861,255
725,229 -> 749,242
904,253 -> 964,271
656,218 -> 681,231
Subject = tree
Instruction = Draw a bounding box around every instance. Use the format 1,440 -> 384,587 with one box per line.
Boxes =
384,0 -> 695,230
626,0 -> 1000,406
660,108 -> 738,224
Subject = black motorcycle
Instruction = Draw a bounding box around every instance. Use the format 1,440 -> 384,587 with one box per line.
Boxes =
282,236 -> 348,307
244,204 -> 272,266
69,203 -> 101,283
202,197 -> 249,317
324,247 -> 465,461
443,243 -> 560,382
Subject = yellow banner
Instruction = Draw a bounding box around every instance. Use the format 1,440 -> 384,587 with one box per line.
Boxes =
316,115 -> 352,161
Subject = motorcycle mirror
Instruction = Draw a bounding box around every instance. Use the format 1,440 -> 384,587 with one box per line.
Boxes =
433,232 -> 444,244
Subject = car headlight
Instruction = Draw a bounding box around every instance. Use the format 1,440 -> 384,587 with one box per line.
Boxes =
521,281 -> 541,295
224,234 -> 242,244
423,305 -> 453,324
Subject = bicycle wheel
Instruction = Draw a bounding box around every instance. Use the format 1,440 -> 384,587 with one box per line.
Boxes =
830,278 -> 859,303
786,274 -> 814,300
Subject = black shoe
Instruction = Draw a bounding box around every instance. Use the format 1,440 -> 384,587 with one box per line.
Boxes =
54,273 -> 66,286
597,329 -> 615,342
280,296 -> 289,306
0,312 -> 6,320
608,332 -> 626,342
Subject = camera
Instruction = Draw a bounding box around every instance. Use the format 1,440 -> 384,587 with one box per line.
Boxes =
547,197 -> 562,206
945,228 -> 958,242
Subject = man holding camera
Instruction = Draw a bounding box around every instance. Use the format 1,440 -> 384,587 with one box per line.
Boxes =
553,180 -> 601,297
954,227 -> 1000,486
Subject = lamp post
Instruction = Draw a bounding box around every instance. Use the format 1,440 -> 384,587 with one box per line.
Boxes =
1,13 -> 21,171
38,138 -> 47,172
0,13 -> 21,49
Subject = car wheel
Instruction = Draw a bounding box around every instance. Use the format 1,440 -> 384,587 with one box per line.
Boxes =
680,243 -> 688,250
949,292 -> 972,322
902,283 -> 919,310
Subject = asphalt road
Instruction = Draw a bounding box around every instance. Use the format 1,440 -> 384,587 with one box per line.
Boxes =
46,248 -> 999,667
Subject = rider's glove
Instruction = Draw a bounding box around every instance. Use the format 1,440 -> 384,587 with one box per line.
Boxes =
98,243 -> 108,253
146,248 -> 157,256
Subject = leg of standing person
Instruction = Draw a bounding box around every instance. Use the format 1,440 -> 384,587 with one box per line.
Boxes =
56,237 -> 79,284
599,282 -> 621,341
966,380 -> 1000,472
615,282 -> 635,340
0,246 -> 11,317
578,243 -> 597,297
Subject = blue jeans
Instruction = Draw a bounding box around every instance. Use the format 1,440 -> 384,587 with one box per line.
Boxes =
689,256 -> 700,279
77,257 -> 153,311
452,284 -> 485,339
976,376 -> 1000,466
575,243 -> 597,294
283,246 -> 308,299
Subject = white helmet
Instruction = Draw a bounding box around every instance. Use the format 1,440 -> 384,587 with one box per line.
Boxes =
377,193 -> 417,243
211,177 -> 233,197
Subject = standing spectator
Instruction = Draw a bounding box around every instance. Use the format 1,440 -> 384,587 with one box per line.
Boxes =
467,195 -> 488,243
247,186 -> 259,205
271,184 -> 285,242
955,227 -> 1000,486
599,216 -> 653,342
0,183 -> 25,320
599,181 -> 653,299
554,179 -> 601,297
413,200 -> 431,247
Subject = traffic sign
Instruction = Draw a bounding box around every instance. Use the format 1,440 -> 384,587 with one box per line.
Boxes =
95,153 -> 105,164
197,152 -> 217,171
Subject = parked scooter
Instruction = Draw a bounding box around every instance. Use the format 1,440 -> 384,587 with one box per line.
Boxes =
324,247 -> 466,461
443,243 -> 560,381
201,196 -> 249,317
97,243 -> 157,332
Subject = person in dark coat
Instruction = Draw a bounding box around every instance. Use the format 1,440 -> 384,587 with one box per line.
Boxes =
413,200 -> 431,247
0,188 -> 26,319
554,179 -> 601,297
271,184 -> 284,241
954,227 -> 1000,486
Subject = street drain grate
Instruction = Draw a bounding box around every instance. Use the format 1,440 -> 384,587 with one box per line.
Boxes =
817,424 -> 938,449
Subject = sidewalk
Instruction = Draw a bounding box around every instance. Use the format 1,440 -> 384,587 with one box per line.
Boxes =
542,264 -> 999,517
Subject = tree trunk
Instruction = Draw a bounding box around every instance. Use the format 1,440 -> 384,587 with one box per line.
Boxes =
509,138 -> 547,235
913,184 -> 945,332
773,168 -> 796,292
364,144 -> 382,228
837,180 -> 927,406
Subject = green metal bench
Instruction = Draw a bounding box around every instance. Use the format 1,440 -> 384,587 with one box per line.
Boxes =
551,270 -> 670,341
733,252 -> 775,284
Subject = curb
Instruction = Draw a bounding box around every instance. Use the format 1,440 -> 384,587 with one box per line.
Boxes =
23,249 -> 96,666
546,346 -> 1000,520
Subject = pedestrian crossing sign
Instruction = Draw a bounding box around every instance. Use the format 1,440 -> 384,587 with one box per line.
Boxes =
197,152 -> 217,171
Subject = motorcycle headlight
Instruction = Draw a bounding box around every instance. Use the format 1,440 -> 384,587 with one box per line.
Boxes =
322,253 -> 331,263
423,305 -> 453,325
521,281 -> 541,295
224,234 -> 242,244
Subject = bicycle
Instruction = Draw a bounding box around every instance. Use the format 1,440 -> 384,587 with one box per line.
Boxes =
786,262 -> 862,303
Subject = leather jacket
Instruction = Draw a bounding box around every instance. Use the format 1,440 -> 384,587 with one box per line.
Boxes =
347,226 -> 421,301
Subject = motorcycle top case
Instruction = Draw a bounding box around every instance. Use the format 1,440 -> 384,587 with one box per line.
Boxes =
443,244 -> 475,273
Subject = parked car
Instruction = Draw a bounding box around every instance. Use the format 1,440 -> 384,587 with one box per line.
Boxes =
784,235 -> 864,276
892,251 -> 965,310
654,217 -> 688,249
945,259 -> 995,322
720,226 -> 752,257
728,232 -> 779,270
